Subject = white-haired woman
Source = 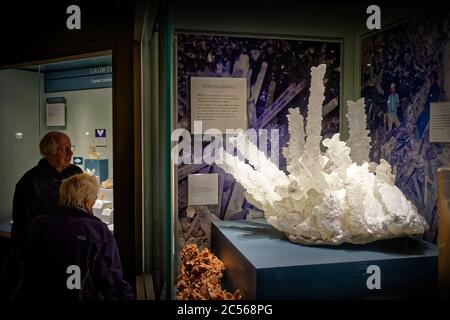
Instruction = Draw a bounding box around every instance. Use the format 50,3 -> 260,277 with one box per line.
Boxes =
13,173 -> 134,300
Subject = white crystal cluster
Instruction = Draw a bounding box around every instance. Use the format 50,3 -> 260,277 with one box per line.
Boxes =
346,98 -> 372,165
216,64 -> 428,245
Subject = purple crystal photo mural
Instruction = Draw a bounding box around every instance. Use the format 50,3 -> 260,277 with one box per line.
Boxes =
361,8 -> 450,242
176,33 -> 341,248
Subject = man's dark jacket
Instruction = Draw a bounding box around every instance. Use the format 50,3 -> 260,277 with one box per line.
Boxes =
14,206 -> 134,300
11,158 -> 82,242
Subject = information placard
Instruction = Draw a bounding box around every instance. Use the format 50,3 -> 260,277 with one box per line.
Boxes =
191,77 -> 247,132
430,102 -> 450,143
188,173 -> 219,206
46,103 -> 66,127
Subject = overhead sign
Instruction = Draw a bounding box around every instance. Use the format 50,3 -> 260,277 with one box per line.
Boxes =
45,66 -> 112,93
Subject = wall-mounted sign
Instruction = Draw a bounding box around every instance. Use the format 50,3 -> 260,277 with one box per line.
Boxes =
430,102 -> 450,143
73,156 -> 83,165
46,103 -> 66,127
95,129 -> 107,146
191,77 -> 247,132
188,173 -> 219,206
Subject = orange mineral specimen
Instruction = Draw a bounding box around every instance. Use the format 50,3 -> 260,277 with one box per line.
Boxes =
176,244 -> 241,300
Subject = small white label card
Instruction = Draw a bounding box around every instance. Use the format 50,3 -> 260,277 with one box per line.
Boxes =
93,200 -> 103,211
188,173 -> 219,206
95,129 -> 107,146
101,208 -> 113,217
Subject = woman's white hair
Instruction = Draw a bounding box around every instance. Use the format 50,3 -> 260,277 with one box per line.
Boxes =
39,131 -> 68,156
59,173 -> 99,209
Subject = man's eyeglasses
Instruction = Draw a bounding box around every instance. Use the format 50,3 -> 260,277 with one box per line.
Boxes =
57,146 -> 75,154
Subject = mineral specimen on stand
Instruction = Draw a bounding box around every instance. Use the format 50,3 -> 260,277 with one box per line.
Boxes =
88,144 -> 101,159
176,244 -> 241,300
100,178 -> 113,189
216,64 -> 428,245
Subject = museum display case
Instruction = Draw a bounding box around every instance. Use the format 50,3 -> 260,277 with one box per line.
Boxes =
1,0 -> 449,303
169,2 -> 449,300
0,56 -> 115,233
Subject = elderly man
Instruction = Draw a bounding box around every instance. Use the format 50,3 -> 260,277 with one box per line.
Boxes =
11,131 -> 82,242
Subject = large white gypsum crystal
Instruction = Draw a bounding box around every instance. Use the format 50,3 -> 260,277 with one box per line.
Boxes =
215,64 -> 428,245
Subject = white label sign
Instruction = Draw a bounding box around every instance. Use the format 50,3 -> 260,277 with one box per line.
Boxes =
191,77 -> 247,132
188,173 -> 219,206
430,102 -> 450,143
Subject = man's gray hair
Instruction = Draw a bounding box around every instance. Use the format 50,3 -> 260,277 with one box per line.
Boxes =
39,131 -> 68,156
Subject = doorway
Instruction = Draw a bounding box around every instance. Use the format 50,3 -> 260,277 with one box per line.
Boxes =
0,54 -> 121,268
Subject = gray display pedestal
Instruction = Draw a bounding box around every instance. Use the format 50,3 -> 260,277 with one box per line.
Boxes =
211,219 -> 438,299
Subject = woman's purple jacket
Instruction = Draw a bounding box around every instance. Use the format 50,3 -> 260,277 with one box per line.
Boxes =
15,205 -> 134,300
